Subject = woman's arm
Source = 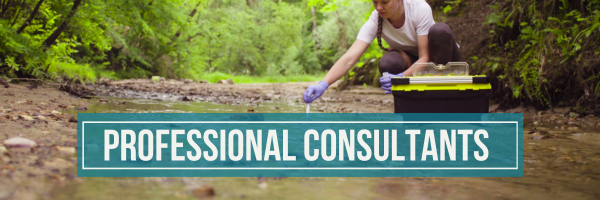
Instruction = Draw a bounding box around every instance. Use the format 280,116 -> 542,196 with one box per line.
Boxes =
402,35 -> 430,76
322,40 -> 371,85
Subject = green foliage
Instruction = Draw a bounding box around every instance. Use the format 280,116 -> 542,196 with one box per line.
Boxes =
477,0 -> 600,107
197,72 -> 325,83
0,0 -> 338,82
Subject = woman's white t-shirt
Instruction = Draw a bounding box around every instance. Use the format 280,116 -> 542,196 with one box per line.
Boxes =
356,0 -> 435,56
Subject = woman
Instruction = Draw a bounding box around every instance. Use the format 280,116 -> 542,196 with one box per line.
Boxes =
304,0 -> 461,103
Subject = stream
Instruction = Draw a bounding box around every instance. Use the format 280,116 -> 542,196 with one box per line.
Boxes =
51,97 -> 600,200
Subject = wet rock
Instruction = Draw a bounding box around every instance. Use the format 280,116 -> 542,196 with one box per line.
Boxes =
76,107 -> 88,110
3,137 -> 37,148
192,185 -> 215,198
19,115 -> 34,121
532,135 -> 546,140
181,96 -> 192,101
55,146 -> 76,155
99,98 -> 109,103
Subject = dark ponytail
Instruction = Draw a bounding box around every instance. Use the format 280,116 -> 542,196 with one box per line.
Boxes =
377,15 -> 390,52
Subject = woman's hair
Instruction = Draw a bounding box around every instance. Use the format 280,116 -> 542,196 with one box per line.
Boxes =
377,15 -> 389,52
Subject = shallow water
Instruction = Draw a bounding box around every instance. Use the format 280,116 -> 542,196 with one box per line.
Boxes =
66,97 -> 312,114
56,98 -> 600,200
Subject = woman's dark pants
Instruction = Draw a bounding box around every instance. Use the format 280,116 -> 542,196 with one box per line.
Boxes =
378,22 -> 461,75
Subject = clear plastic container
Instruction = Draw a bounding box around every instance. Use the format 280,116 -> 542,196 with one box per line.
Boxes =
412,62 -> 470,76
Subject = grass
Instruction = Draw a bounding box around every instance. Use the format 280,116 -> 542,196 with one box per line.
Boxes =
195,72 -> 326,84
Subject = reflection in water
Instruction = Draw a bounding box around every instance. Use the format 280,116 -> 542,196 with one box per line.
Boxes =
57,98 -> 600,199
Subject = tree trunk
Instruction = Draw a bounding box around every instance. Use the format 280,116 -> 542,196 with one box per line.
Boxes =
311,5 -> 317,50
0,0 -> 13,19
10,0 -> 25,28
42,0 -> 82,48
16,0 -> 44,34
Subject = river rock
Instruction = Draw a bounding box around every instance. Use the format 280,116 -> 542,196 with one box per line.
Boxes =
43,158 -> 73,170
55,146 -> 76,155
532,135 -> 546,140
0,146 -> 10,163
569,112 -> 580,118
184,79 -> 194,84
19,115 -> 34,121
192,185 -> 215,198
258,182 -> 268,189
3,137 -> 37,148
51,110 -> 62,115
217,78 -> 234,84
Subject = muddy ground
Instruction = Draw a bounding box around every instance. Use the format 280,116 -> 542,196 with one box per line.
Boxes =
1,80 -> 600,199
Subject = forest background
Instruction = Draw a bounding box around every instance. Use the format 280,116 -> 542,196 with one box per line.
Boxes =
0,0 -> 599,111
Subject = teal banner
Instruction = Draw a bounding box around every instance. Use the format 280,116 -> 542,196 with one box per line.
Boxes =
77,113 -> 523,177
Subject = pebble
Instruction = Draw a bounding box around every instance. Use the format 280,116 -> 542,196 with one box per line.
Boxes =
0,146 -> 8,154
3,137 -> 37,148
68,117 -> 77,123
532,135 -> 546,140
99,98 -> 109,103
43,158 -> 73,170
55,146 -> 76,155
0,146 -> 9,163
36,115 -> 47,121
19,115 -> 34,121
192,185 -> 215,198
51,110 -> 62,115
258,182 -> 268,189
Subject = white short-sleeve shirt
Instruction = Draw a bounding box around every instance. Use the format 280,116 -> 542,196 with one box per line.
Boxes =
356,0 -> 435,56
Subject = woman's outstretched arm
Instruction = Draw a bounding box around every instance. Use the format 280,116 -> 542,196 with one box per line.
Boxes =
322,40 -> 371,85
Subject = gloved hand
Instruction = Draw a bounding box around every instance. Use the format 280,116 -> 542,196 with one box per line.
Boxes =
380,72 -> 404,94
303,81 -> 329,103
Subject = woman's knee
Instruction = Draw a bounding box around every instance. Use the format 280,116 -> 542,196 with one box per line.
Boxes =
429,22 -> 452,37
378,51 -> 407,74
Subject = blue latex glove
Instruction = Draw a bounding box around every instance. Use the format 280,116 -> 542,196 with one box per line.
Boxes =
380,72 -> 404,94
304,81 -> 329,103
